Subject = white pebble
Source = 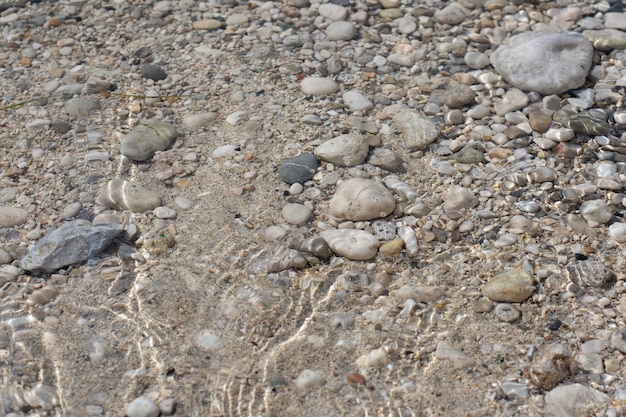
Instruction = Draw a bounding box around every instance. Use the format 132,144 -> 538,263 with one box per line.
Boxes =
196,331 -> 222,350
125,396 -> 159,417
295,369 -> 326,390
153,206 -> 177,219
174,197 -> 193,210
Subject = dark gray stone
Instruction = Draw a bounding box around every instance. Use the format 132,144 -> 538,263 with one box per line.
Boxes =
278,154 -> 318,184
20,220 -> 124,272
140,64 -> 167,81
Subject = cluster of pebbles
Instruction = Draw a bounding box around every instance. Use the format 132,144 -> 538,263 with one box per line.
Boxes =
4,0 -> 626,415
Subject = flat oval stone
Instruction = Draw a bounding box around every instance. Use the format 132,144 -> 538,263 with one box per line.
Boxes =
490,32 -> 593,95
325,21 -> 356,41
281,203 -> 312,225
96,179 -> 161,213
0,206 -> 29,228
300,77 -> 338,95
315,134 -> 369,167
64,98 -> 100,120
278,153 -> 318,184
121,119 -> 177,161
320,229 -> 380,260
329,178 -> 395,221
481,268 -> 536,303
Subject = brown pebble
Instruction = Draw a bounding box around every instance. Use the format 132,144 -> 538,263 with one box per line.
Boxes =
347,372 -> 366,385
47,18 -> 62,27
488,147 -> 513,160
379,237 -> 404,256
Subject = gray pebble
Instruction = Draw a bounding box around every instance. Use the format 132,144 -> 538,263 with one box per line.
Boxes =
64,98 -> 100,119
182,112 -> 216,131
393,110 -> 439,150
464,51 -> 490,69
295,369 -> 326,390
278,153 -> 318,184
174,197 -> 193,210
368,148 -> 403,171
443,185 -> 478,210
579,199 -> 612,224
61,202 -> 83,219
544,384 -> 610,416
140,64 -> 167,81
342,90 -> 373,112
153,206 -> 177,219
494,303 -> 521,322
325,21 -> 356,41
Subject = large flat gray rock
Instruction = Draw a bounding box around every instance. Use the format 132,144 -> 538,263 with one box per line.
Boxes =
20,220 -> 124,272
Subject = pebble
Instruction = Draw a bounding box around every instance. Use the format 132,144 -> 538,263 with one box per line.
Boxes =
299,236 -> 331,260
325,21 -> 356,41
121,119 -> 177,161
212,145 -> 237,158
379,237 -> 404,257
467,104 -> 491,119
579,200 -> 612,224
443,185 -> 478,210
368,148 -> 403,171
153,206 -> 177,219
433,2 -> 469,25
140,64 -> 167,81
300,77 -> 338,95
329,178 -> 395,221
314,134 -> 369,167
295,369 -> 326,390
494,88 -> 529,116
608,222 -> 626,242
342,91 -> 373,112
494,303 -> 521,323
192,19 -> 222,30
20,220 -> 124,272
318,4 -> 347,21
430,82 -> 476,109
225,110 -> 248,126
481,268 -> 535,303
583,28 -> 626,51
96,179 -> 162,213
435,341 -> 475,369
64,98 -> 100,119
355,347 -> 389,367
610,327 -> 626,353
0,206 -> 29,228
278,154 -> 318,184
544,384 -> 610,416
464,51 -> 490,69
281,203 -> 312,226
393,110 -> 440,150
320,229 -> 380,260
196,332 -> 222,350
125,396 -> 160,417
529,343 -> 572,390
387,53 -> 415,67
490,32 -> 593,95
182,112 -> 217,131
226,13 -> 248,26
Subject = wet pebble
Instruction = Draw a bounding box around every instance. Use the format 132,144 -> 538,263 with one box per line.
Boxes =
329,178 -> 395,221
278,153 -> 318,184
96,179 -> 161,213
481,268 -> 535,303
125,396 -> 160,417
299,236 -> 330,260
320,229 -> 380,260
315,134 -> 369,167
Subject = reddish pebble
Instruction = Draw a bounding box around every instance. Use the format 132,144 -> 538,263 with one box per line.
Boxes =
347,372 -> 366,385
48,18 -> 62,27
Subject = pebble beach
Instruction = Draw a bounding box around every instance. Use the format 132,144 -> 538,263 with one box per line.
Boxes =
2,0 -> 626,415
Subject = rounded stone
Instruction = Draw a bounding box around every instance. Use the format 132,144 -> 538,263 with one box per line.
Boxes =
295,369 -> 326,390
325,21 -> 356,41
192,19 -> 222,30
609,222 -> 626,242
443,185 -> 478,210
140,64 -> 167,81
0,206 -> 29,228
433,2 -> 469,25
464,51 -> 490,69
300,77 -> 338,95
490,32 -> 593,95
299,236 -> 331,260
315,134 -> 369,167
121,119 -> 177,161
481,268 -> 536,303
579,200 -> 612,224
64,98 -> 100,120
320,229 -> 380,260
342,90 -> 373,112
182,112 -> 217,131
278,153 -> 318,184
96,179 -> 161,213
329,178 -> 395,221
125,396 -> 159,417
318,3 -> 347,21
281,203 -> 312,226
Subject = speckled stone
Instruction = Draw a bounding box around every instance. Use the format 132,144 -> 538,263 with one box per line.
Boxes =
314,134 -> 369,167
393,110 -> 440,150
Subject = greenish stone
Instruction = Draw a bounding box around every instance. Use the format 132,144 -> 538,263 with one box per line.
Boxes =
553,110 -> 609,136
